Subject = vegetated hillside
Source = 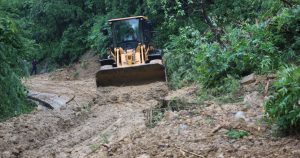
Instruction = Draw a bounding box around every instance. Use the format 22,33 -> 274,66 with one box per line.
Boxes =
0,0 -> 299,132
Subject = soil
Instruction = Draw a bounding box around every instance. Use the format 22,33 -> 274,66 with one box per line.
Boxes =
1,54 -> 300,158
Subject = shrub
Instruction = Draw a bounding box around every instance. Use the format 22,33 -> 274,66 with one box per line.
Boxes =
163,26 -> 201,89
87,15 -> 111,57
54,24 -> 90,65
265,66 -> 300,131
195,22 -> 286,88
0,17 -> 36,121
226,129 -> 249,139
269,5 -> 300,61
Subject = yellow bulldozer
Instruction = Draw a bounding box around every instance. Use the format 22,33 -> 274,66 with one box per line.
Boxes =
96,16 -> 166,87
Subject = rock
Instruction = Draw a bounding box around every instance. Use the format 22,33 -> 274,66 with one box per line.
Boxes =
28,91 -> 71,109
178,124 -> 189,135
74,107 -> 82,112
164,135 -> 171,139
37,105 -> 44,111
241,73 -> 256,84
298,100 -> 300,105
136,154 -> 150,158
11,136 -> 18,144
60,106 -> 66,110
234,111 -> 246,121
292,150 -> 300,156
2,151 -> 11,158
217,153 -> 224,158
243,91 -> 263,107
164,111 -> 178,121
239,145 -> 248,150
267,74 -> 276,79
179,124 -> 188,130
179,110 -> 189,116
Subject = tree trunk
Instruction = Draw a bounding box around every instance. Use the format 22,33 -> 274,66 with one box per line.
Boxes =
200,0 -> 225,48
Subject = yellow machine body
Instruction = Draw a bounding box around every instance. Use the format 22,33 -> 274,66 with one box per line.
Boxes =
96,16 -> 166,87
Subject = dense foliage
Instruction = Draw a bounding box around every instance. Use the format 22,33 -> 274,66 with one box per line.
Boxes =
0,15 -> 36,120
265,66 -> 300,131
0,0 -> 299,130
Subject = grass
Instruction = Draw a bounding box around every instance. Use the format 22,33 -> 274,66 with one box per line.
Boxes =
72,71 -> 80,79
89,133 -> 110,152
80,60 -> 89,70
226,129 -> 249,139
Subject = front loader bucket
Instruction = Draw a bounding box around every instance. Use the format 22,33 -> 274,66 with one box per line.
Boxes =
96,63 -> 166,87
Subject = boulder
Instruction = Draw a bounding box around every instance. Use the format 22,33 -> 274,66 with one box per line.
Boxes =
241,73 -> 256,84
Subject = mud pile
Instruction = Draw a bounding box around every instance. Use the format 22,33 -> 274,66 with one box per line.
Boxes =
106,87 -> 300,158
0,58 -> 168,158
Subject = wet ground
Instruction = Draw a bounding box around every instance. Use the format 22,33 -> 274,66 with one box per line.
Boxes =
1,53 -> 300,158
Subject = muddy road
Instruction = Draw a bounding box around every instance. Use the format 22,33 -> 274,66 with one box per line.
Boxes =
1,53 -> 300,158
0,72 -> 168,158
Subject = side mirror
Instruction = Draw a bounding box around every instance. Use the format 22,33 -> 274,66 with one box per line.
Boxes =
101,28 -> 108,36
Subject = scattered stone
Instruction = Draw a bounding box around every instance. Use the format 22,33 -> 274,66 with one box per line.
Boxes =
267,74 -> 276,79
137,154 -> 150,158
234,111 -> 246,121
179,110 -> 189,116
37,105 -> 45,111
243,91 -> 263,107
60,106 -> 67,110
164,135 -> 171,139
2,151 -> 11,158
179,124 -> 188,130
28,91 -> 71,109
74,107 -> 82,112
241,73 -> 256,84
11,136 -> 18,144
178,124 -> 189,135
292,150 -> 300,156
164,111 -> 178,121
204,101 -> 214,106
217,153 -> 224,158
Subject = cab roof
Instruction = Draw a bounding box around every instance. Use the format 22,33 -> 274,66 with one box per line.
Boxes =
108,16 -> 148,22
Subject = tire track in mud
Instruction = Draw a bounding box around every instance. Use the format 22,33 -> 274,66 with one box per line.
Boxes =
0,74 -> 168,158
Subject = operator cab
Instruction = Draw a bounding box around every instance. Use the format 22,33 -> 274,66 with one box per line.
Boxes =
100,16 -> 160,66
108,16 -> 152,50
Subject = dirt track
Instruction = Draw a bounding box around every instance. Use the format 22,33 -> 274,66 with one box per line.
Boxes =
0,53 -> 168,158
0,73 -> 168,158
1,53 -> 300,158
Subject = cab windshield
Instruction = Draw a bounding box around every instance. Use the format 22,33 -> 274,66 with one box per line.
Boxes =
114,19 -> 139,44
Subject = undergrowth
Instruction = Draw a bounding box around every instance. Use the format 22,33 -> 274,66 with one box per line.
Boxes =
226,129 -> 249,139
265,66 -> 300,132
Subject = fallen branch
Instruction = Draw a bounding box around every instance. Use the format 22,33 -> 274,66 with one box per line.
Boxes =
66,95 -> 76,104
175,145 -> 204,158
264,80 -> 270,97
211,125 -> 223,134
28,96 -> 54,109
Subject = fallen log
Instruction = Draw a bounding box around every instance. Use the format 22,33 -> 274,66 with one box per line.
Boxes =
28,95 -> 54,109
27,91 -> 71,109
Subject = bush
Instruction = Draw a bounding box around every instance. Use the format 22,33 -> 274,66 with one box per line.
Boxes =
195,24 -> 282,88
0,17 -> 36,121
54,24 -> 90,65
197,75 -> 241,103
269,5 -> 300,60
163,27 -> 200,89
265,66 -> 300,131
87,15 -> 111,57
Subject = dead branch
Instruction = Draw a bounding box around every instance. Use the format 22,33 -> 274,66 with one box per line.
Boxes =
66,95 -> 75,104
264,79 -> 270,97
175,145 -> 205,158
28,96 -> 54,109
